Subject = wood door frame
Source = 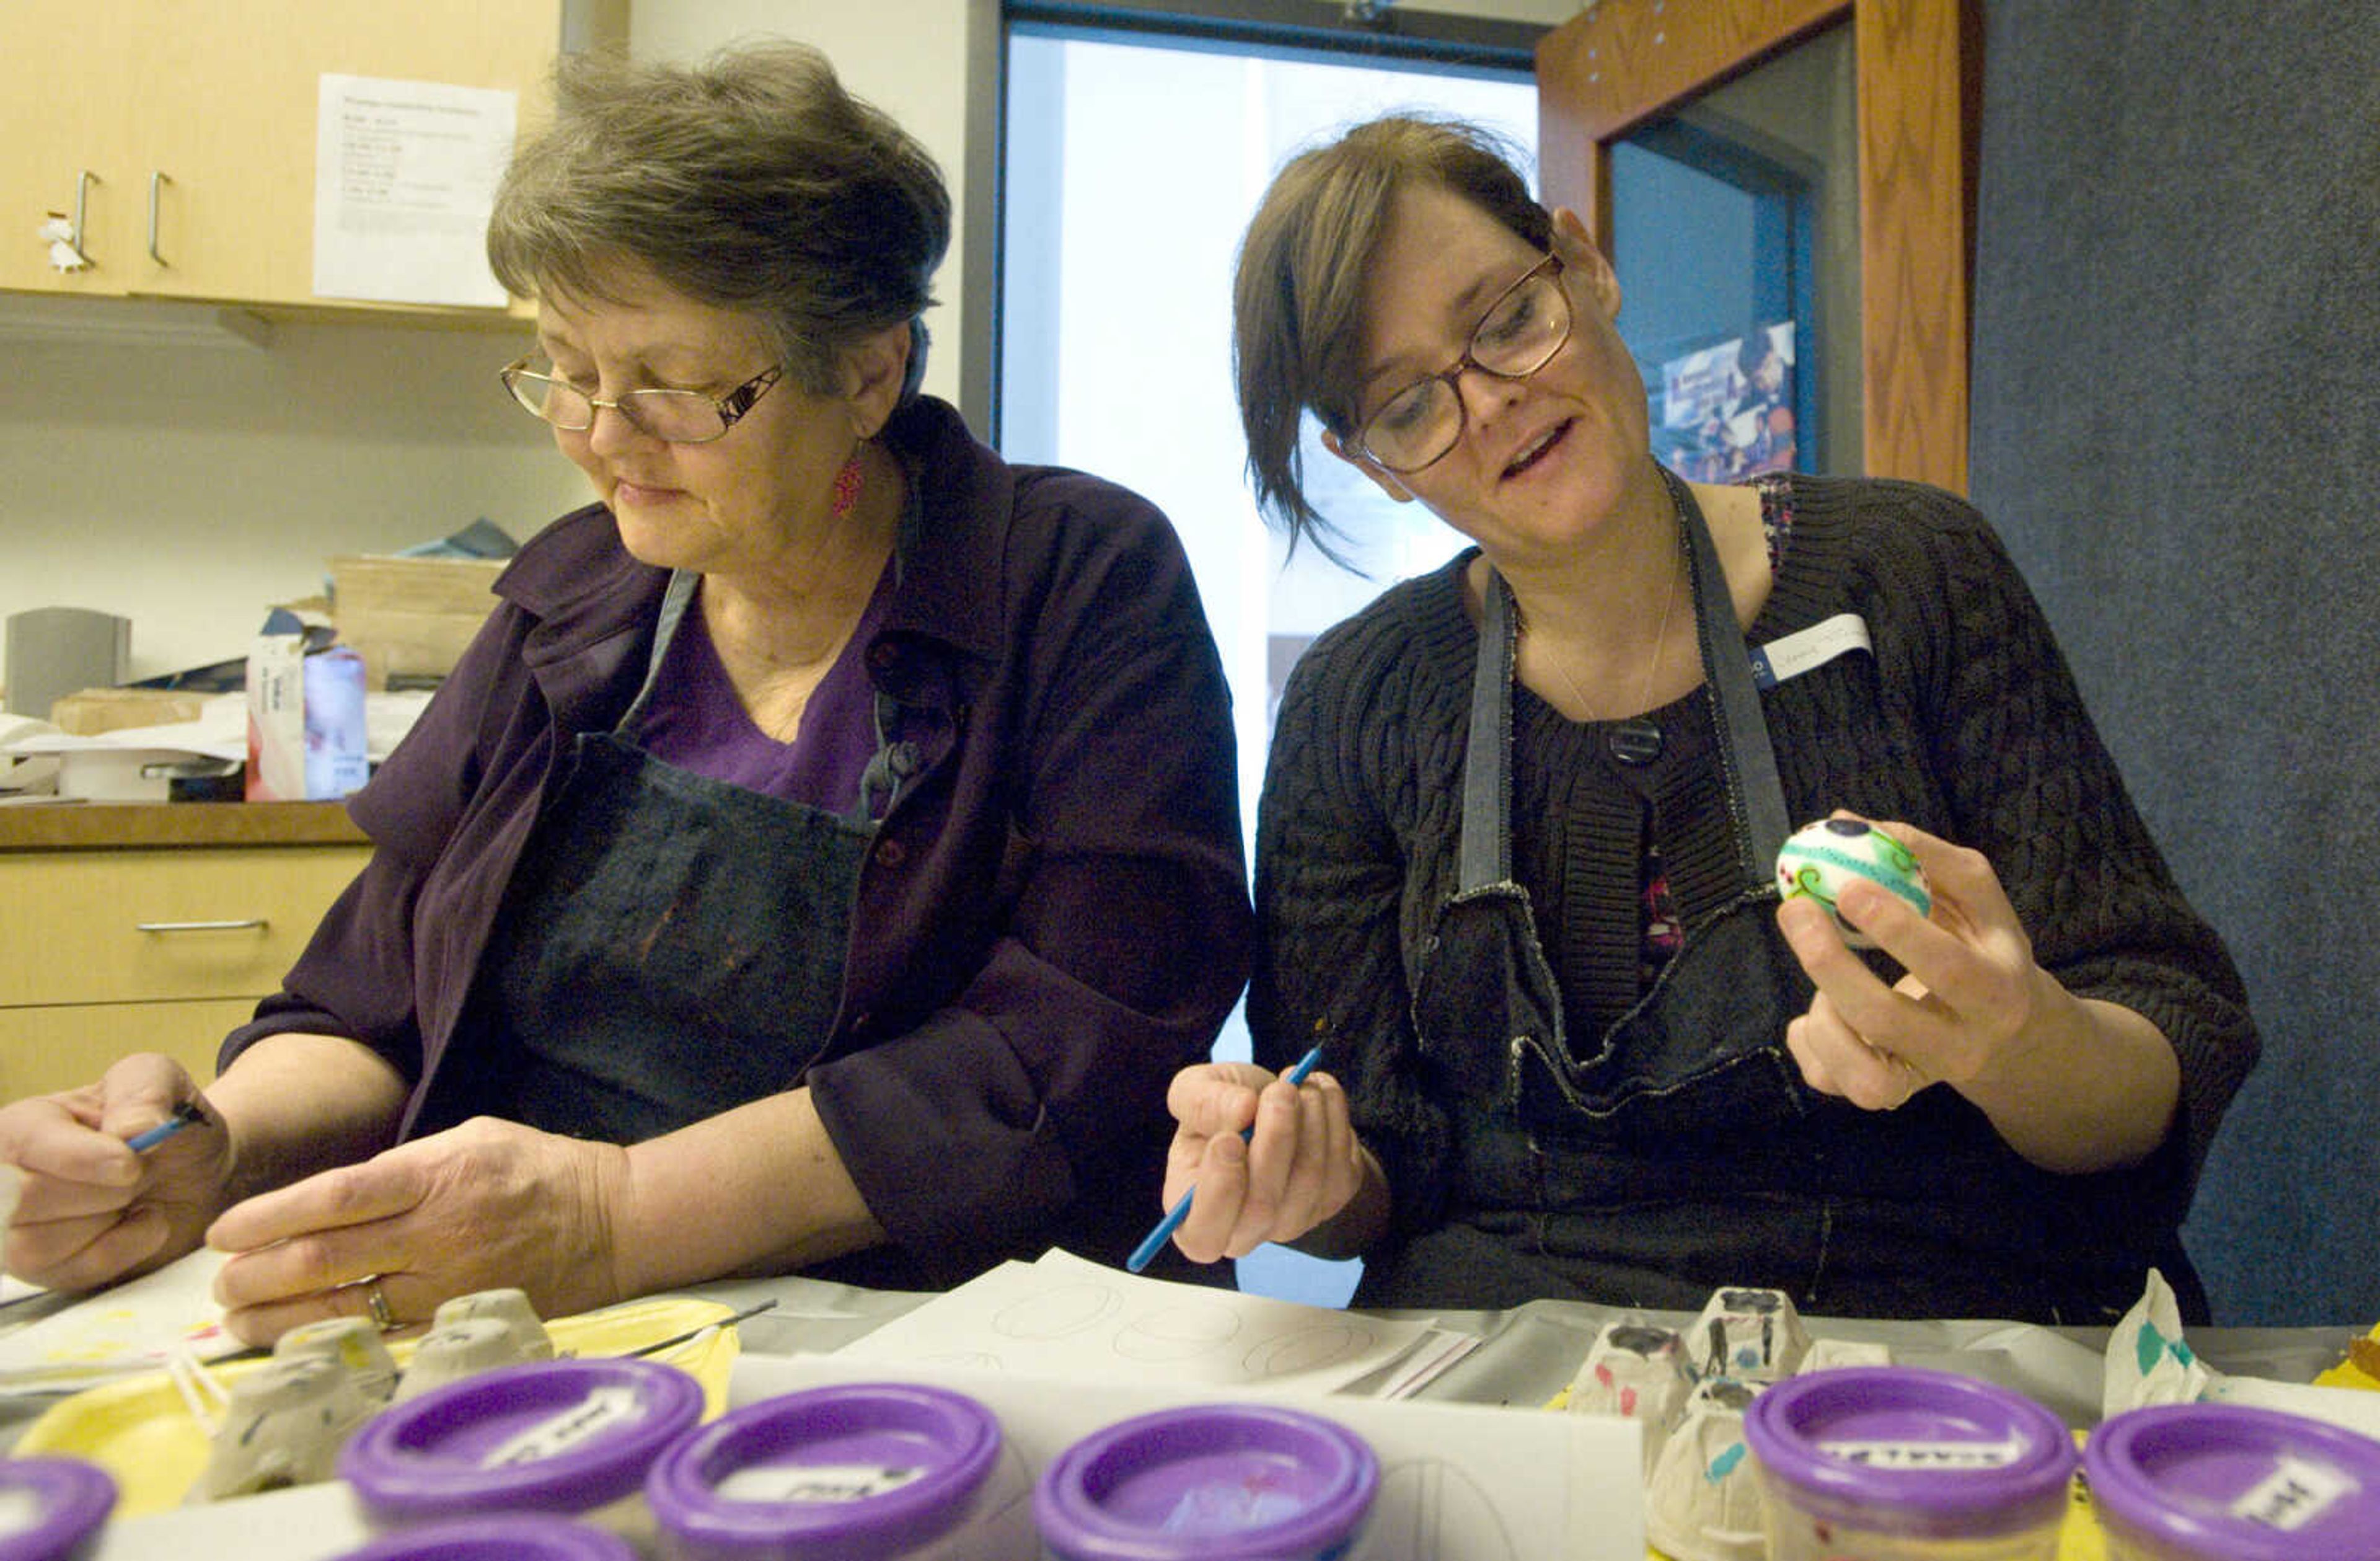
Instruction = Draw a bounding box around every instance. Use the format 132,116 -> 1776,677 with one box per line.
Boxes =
1537,0 -> 1977,493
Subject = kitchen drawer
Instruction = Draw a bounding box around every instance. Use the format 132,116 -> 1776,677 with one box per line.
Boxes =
0,997 -> 250,1100
0,846 -> 369,1008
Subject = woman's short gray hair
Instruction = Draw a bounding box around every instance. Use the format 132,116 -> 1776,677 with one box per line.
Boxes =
487,42 -> 949,401
1233,116 -> 1548,551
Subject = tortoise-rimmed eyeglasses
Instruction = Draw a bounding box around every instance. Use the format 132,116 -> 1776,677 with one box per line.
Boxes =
1347,252 -> 1572,475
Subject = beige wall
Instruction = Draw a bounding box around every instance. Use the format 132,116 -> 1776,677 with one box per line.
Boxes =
0,309 -> 578,690
1,0 -> 1557,694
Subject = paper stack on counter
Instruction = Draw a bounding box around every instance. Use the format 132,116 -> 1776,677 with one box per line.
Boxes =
835,1247 -> 1478,1399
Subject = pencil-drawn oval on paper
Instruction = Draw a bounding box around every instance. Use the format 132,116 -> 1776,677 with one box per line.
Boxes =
1113,1301 -> 1240,1361
1243,1323 -> 1375,1376
1370,1458 -> 1517,1558
991,1282 -> 1122,1338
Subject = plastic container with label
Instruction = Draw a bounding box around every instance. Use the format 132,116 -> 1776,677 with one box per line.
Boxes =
338,1357 -> 705,1546
2084,1402 -> 2380,1561
333,1513 -> 638,1561
645,1382 -> 1009,1560
1742,1366 -> 2077,1561
1033,1404 -> 1378,1561
0,1457 -> 115,1561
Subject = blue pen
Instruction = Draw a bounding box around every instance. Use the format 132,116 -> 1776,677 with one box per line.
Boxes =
1127,1044 -> 1324,1274
123,1098 -> 207,1154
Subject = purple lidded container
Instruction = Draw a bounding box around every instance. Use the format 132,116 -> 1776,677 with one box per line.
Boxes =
333,1513 -> 639,1561
1033,1404 -> 1378,1561
0,1457 -> 115,1561
2084,1402 -> 2380,1561
1742,1366 -> 2077,1561
338,1357 -> 705,1536
644,1382 -> 1002,1560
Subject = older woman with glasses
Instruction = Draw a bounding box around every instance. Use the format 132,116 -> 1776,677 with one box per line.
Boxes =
0,43 -> 1250,1342
1155,117 -> 2257,1323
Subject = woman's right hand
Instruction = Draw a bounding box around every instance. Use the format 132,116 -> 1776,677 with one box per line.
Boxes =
1160,1061 -> 1368,1263
0,1055 -> 231,1293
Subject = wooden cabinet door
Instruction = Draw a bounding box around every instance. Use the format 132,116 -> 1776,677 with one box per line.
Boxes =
120,0 -> 555,309
0,0 -> 144,295
3,0 -> 551,312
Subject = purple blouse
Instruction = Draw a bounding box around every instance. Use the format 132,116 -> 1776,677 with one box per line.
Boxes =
633,565 -> 896,815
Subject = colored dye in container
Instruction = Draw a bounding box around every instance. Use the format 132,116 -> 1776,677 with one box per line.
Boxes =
338,1356 -> 705,1544
1742,1366 -> 2076,1560
2084,1402 -> 2380,1560
0,1457 -> 115,1561
333,1513 -> 638,1561
646,1382 -> 1009,1560
1034,1404 -> 1378,1560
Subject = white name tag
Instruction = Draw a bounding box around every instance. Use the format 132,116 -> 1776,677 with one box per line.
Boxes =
1817,1435 -> 2027,1469
1750,614 -> 1872,689
716,1462 -> 927,1504
0,1490 -> 42,1538
481,1386 -> 644,1467
2229,1455 -> 2353,1531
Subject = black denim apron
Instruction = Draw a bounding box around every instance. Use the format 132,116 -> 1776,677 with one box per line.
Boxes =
1372,471 -> 2110,1317
444,569 -> 908,1144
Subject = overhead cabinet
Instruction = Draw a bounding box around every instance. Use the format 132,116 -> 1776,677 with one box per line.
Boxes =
1,0 -> 558,317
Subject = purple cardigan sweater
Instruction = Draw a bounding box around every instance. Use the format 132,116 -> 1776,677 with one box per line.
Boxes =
224,397 -> 1252,1288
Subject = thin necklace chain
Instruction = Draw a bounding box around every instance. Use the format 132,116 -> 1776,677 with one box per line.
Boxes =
1537,554 -> 1681,725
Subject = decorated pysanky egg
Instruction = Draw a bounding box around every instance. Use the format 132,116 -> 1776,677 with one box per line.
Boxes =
1775,816 -> 1931,948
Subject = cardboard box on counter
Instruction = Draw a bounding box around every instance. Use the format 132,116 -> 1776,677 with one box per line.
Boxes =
328,554 -> 505,690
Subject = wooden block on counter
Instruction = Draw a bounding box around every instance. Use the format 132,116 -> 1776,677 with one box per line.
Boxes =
48,688 -> 211,735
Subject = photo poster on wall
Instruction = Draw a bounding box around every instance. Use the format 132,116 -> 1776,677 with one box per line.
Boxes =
1653,320 -> 1797,482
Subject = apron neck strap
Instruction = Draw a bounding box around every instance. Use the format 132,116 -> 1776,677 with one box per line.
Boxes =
617,569 -> 702,735
1667,464 -> 1791,884
1463,565 -> 1519,890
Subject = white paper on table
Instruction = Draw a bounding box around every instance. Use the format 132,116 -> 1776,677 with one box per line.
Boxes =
2202,1373 -> 2380,1441
734,1351 -> 1646,1561
312,73 -> 514,307
0,1248 -> 237,1394
835,1249 -> 1471,1399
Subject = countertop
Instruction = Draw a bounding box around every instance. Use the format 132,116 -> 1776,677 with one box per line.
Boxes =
0,802 -> 368,852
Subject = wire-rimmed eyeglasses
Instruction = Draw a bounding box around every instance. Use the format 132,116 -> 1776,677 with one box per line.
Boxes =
499,358 -> 784,444
1349,252 -> 1572,474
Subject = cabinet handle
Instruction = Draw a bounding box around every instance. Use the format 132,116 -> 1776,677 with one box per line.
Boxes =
148,171 -> 172,265
135,919 -> 268,933
65,169 -> 99,268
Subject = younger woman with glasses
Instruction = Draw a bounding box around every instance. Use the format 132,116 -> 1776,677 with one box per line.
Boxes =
1155,117 -> 2257,1323
0,43 -> 1250,1341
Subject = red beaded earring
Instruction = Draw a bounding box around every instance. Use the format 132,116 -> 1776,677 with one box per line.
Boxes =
830,453 -> 863,520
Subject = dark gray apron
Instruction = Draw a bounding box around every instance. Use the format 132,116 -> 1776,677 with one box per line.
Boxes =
1374,469 -> 2100,1317
454,569 -> 906,1144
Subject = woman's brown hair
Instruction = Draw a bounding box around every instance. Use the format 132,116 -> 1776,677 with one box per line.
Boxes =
1233,116 -> 1549,553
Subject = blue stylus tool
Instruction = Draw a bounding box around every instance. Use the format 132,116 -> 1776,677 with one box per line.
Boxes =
123,1098 -> 207,1154
1127,1045 -> 1324,1274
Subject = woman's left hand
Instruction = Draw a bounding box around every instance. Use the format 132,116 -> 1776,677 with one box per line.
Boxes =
1775,816 -> 2180,1174
1776,818 -> 2058,1113
204,1116 -> 631,1346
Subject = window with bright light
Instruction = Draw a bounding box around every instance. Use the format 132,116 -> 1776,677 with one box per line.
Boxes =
997,16 -> 1537,1306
